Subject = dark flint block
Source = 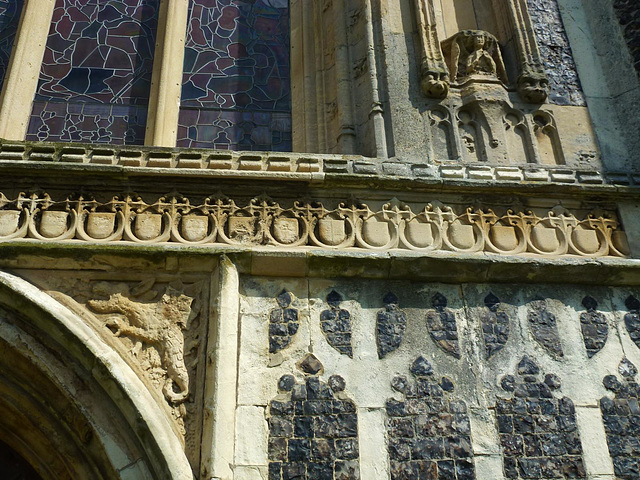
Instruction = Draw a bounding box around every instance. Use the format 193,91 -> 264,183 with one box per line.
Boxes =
288,438 -> 311,462
335,438 -> 359,459
307,462 -> 332,480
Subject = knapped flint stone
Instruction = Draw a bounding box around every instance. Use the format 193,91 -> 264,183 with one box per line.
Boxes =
269,290 -> 299,353
481,293 -> 510,359
579,296 -> 608,358
279,375 -> 296,392
385,356 -> 475,479
320,291 -> 353,358
376,292 -> 407,359
498,359 -> 585,479
410,356 -> 434,377
268,375 -> 360,479
329,375 -> 346,393
297,353 -> 324,375
620,358 -> 638,379
426,293 -> 461,359
527,300 -> 564,357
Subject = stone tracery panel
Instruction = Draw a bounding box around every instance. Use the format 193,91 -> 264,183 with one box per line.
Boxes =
25,0 -> 159,145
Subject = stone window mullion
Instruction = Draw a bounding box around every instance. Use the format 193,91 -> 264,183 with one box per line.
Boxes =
0,0 -> 56,141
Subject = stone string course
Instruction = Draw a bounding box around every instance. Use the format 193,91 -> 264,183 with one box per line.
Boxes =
0,193 -> 629,258
3,141 -> 640,186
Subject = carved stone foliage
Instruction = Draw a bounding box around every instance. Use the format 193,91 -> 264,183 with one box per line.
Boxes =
376,293 -> 407,359
527,300 -> 563,358
497,357 -> 585,479
481,293 -> 510,359
579,296 -> 608,358
268,371 -> 360,480
426,293 -> 461,359
269,290 -> 299,354
600,359 -> 640,479
386,356 -> 475,479
0,193 -> 628,257
624,296 -> 640,351
320,291 -> 353,358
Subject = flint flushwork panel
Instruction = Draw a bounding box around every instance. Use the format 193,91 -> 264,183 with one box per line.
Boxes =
526,0 -> 585,105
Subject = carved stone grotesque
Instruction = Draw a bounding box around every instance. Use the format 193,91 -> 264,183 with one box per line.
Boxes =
88,282 -> 195,404
421,66 -> 450,99
443,30 -> 508,84
517,71 -> 549,103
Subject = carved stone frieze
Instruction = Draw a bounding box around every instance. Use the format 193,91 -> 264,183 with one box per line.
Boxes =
442,30 -> 508,84
0,193 -> 629,258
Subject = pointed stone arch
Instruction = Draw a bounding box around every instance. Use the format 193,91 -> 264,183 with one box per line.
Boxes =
0,271 -> 193,480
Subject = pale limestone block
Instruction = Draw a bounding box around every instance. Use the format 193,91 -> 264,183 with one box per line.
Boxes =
233,466 -> 268,480
575,406 -> 615,476
473,454 -> 506,480
235,406 -> 268,466
357,408 -> 389,479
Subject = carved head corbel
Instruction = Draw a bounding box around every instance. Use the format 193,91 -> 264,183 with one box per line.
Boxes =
421,66 -> 450,99
517,71 -> 549,103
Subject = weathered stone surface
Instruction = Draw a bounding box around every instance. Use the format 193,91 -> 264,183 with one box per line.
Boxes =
526,0 -> 585,105
268,375 -> 359,480
386,356 -> 475,479
624,296 -> 640,351
601,358 -> 640,480
377,292 -> 407,359
527,300 -> 563,357
613,0 -> 640,75
480,292 -> 510,359
426,293 -> 460,359
320,291 -> 353,358
579,296 -> 608,358
497,357 -> 585,479
269,290 -> 299,354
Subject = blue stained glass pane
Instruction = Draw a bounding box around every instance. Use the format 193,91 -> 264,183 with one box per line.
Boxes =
0,0 -> 25,91
26,0 -> 159,145
177,0 -> 291,151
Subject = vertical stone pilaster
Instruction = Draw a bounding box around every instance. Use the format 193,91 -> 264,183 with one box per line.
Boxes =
0,0 -> 55,141
144,0 -> 189,147
202,256 -> 240,480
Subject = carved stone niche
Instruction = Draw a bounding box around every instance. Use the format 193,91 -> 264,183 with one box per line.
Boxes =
415,0 -> 549,103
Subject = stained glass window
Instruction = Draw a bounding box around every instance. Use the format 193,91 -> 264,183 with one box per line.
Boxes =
26,0 -> 159,145
177,0 -> 291,151
0,0 -> 24,91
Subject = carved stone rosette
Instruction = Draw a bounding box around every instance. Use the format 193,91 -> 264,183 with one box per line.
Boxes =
0,193 -> 629,258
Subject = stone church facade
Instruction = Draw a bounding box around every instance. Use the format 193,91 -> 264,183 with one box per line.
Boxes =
0,0 -> 639,479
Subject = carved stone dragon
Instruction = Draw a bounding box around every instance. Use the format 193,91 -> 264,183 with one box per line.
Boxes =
87,281 -> 197,404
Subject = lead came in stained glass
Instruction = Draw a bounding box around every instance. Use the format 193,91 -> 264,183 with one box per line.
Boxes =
177,0 -> 291,151
0,0 -> 24,91
26,0 -> 159,145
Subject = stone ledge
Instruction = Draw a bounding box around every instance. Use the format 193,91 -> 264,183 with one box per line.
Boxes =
1,242 -> 639,285
1,140 -> 638,189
